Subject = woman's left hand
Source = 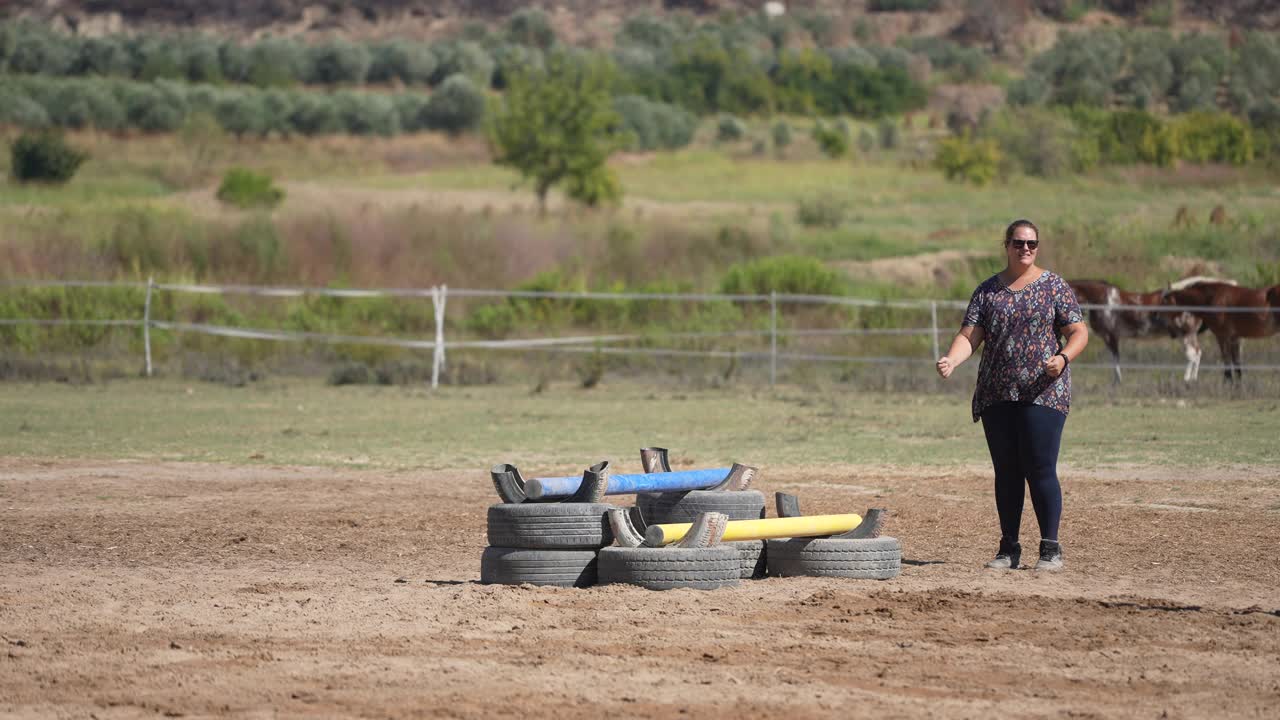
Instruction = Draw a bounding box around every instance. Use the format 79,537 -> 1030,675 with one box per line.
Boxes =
1045,354 -> 1066,378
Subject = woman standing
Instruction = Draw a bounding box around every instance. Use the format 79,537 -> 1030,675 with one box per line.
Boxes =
936,220 -> 1089,571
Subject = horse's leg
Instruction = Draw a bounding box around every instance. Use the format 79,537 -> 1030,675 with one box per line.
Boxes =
1182,331 -> 1201,382
1215,331 -> 1235,382
1232,337 -> 1244,382
1105,332 -> 1122,384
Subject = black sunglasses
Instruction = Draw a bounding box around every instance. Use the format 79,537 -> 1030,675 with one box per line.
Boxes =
1008,239 -> 1039,250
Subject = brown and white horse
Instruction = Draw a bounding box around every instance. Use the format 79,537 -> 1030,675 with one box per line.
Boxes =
1161,281 -> 1280,381
1068,277 -> 1231,383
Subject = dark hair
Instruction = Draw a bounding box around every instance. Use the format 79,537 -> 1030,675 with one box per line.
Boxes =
1004,219 -> 1039,244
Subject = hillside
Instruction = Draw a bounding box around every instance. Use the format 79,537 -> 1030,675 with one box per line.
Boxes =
6,0 -> 1278,41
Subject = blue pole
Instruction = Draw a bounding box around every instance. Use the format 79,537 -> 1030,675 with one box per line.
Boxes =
527,468 -> 732,499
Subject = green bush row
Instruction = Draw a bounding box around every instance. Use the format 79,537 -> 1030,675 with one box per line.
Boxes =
0,74 -> 486,136
1009,29 -> 1280,120
1,14 -> 932,121
940,105 -> 1278,185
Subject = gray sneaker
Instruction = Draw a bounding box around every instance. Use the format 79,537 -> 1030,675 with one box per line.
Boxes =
984,538 -> 1021,570
1034,539 -> 1064,571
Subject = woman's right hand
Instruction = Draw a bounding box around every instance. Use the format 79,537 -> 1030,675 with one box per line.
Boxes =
936,355 -> 954,379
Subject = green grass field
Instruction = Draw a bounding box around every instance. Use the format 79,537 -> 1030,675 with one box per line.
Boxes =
3,380 -> 1277,470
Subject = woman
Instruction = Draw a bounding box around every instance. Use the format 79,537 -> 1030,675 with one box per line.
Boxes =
935,220 -> 1089,571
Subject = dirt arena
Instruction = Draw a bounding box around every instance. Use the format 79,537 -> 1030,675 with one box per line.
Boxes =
2,457 -> 1278,718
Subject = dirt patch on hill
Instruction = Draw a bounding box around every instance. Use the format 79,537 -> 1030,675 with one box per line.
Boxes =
2,457 -> 1277,718
836,248 -> 994,288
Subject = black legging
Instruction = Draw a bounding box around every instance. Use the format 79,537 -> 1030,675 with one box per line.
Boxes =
979,402 -> 1066,543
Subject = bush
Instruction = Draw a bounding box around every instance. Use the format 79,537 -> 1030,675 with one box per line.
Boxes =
215,90 -> 269,137
934,134 -> 1001,186
857,127 -> 876,153
307,40 -> 372,85
771,120 -> 792,150
812,121 -> 850,158
795,193 -> 848,228
1171,112 -> 1253,165
981,107 -> 1095,177
245,37 -> 308,87
288,92 -> 342,135
0,90 -> 50,128
614,95 -> 697,151
719,256 -> 845,296
10,131 -> 87,184
424,74 -> 486,134
216,167 -> 285,209
506,8 -> 557,49
368,41 -> 438,85
716,114 -> 746,142
878,117 -> 901,149
335,91 -> 400,136
123,82 -> 187,132
868,0 -> 941,10
431,41 -> 495,89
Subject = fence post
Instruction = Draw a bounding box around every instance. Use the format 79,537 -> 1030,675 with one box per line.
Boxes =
930,300 -> 940,361
431,284 -> 447,389
769,291 -> 778,387
143,276 -> 154,377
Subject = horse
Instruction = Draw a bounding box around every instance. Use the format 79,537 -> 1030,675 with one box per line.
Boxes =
1161,281 -> 1280,381
1068,277 -> 1231,383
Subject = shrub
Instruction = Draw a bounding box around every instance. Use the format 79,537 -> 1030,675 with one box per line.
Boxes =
307,40 -> 372,85
878,117 -> 901,149
716,114 -> 746,142
868,0 -> 941,10
771,120 -> 792,150
368,41 -> 437,85
75,36 -> 132,77
506,8 -> 557,49
1171,112 -> 1253,165
934,134 -> 1001,186
719,256 -> 845,296
184,35 -> 225,84
335,91 -> 400,136
812,121 -> 850,158
614,95 -> 697,151
857,127 -> 876,153
10,131 -> 87,184
216,167 -> 285,209
424,74 -> 486,134
215,90 -> 269,137
245,37 -> 308,87
393,93 -> 432,133
288,92 -> 342,135
981,107 -> 1094,177
795,193 -> 848,228
0,90 -> 50,128
123,82 -> 187,132
431,41 -> 495,89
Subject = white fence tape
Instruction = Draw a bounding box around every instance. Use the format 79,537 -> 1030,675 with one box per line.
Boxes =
4,280 -> 1279,383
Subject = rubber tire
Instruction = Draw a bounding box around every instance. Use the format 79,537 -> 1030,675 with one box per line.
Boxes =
486,503 -> 613,550
766,536 -> 902,580
480,547 -> 598,587
724,540 -> 766,579
598,546 -> 740,590
636,490 -> 766,525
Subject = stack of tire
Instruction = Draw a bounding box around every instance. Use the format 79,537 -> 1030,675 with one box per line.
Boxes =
480,502 -> 614,588
633,488 -> 769,580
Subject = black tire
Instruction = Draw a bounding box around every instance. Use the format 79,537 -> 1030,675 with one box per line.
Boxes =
486,503 -> 613,550
636,490 -> 766,525
598,546 -> 740,590
480,547 -> 598,587
724,540 -> 766,579
766,536 -> 902,580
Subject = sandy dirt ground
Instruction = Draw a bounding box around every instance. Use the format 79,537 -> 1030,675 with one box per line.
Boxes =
2,457 -> 1278,718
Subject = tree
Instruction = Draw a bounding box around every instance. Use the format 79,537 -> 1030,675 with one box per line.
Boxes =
487,51 -> 629,214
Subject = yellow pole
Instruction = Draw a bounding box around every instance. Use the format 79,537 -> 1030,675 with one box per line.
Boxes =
645,513 -> 864,546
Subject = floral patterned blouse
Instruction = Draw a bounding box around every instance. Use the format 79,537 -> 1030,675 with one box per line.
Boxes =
961,270 -> 1084,422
